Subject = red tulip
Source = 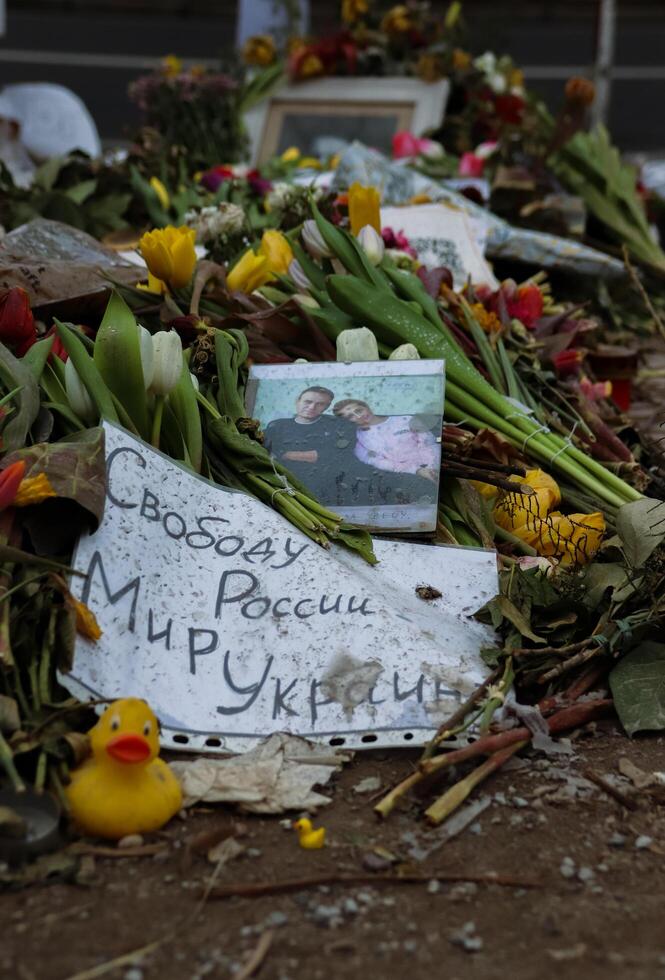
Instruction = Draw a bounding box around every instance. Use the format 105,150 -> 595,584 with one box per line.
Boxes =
0,460 -> 26,510
552,348 -> 583,377
0,288 -> 37,356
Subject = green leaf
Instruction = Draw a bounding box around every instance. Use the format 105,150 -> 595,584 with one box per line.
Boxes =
610,642 -> 665,735
582,562 -> 632,608
94,291 -> 150,439
0,342 -> 41,451
616,497 -> 665,568
65,179 -> 98,204
487,595 -> 545,644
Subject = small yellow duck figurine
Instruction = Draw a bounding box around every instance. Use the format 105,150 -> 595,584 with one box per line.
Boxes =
293,817 -> 326,849
65,698 -> 182,840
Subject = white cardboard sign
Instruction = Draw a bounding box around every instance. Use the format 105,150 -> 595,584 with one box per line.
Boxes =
63,422 -> 498,753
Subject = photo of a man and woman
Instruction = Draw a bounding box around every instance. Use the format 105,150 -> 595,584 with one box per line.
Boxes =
246,361 -> 445,532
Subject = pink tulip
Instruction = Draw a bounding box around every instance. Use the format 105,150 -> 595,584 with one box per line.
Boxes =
392,131 -> 422,159
458,152 -> 485,177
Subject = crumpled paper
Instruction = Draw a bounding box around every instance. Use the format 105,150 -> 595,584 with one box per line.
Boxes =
333,142 -> 625,280
170,733 -> 353,814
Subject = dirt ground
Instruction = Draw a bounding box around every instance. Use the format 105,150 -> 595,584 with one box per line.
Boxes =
3,721 -> 665,980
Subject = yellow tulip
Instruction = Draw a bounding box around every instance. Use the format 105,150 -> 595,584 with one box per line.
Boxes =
298,156 -> 322,169
281,146 -> 301,163
259,231 -> 294,277
530,512 -> 606,567
493,468 -> 561,536
161,54 -> 182,78
227,249 -> 272,293
348,182 -> 381,236
139,226 -> 197,291
242,34 -> 277,67
149,176 -> 170,211
342,0 -> 369,25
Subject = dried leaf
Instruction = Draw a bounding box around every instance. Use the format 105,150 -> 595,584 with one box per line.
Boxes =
616,498 -> 665,569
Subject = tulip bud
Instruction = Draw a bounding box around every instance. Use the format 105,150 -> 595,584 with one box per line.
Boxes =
336,327 -> 379,362
293,293 -> 320,309
65,358 -> 97,424
301,219 -> 334,260
389,343 -> 420,360
288,259 -> 312,293
150,331 -> 183,397
138,325 -> 154,390
356,225 -> 385,266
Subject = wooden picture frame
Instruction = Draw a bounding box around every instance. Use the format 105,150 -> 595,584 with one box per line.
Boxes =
245,77 -> 449,165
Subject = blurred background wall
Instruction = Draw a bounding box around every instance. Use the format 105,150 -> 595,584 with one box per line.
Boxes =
0,0 -> 663,150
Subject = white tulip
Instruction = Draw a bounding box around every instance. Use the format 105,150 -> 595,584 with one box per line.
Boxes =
288,259 -> 312,292
138,325 -> 154,390
150,331 -> 182,397
189,372 -> 200,391
389,343 -> 420,360
65,358 -> 96,424
293,293 -> 320,309
356,225 -> 385,266
336,327 -> 379,362
302,219 -> 334,260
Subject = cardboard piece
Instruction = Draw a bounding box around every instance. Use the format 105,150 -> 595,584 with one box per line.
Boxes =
62,422 -> 498,753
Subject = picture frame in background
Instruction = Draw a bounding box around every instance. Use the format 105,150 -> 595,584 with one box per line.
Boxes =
244,77 -> 449,166
246,359 -> 445,534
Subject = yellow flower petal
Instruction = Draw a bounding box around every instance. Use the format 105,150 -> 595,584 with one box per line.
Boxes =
259,230 -> 294,277
149,176 -> 170,211
13,473 -> 57,507
281,147 -> 301,163
348,182 -> 381,236
227,249 -> 271,293
73,598 -> 102,641
139,225 -> 196,292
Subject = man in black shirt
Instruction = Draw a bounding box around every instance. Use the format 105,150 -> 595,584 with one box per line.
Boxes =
263,386 -> 357,502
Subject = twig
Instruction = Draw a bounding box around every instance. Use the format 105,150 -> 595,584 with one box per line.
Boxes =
234,930 -> 275,980
583,768 -> 638,811
422,667 -> 502,759
537,643 -> 608,683
68,842 -> 168,859
512,639 -> 593,659
623,244 -> 665,341
62,940 -> 162,980
206,870 -> 541,900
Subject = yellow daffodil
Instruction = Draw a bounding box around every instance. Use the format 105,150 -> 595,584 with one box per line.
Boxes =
259,230 -> 294,277
227,249 -> 272,293
348,182 -> 381,236
242,34 -> 277,66
281,146 -> 301,163
149,176 -> 170,211
13,473 -> 57,507
381,4 -> 412,34
73,597 -> 102,641
139,225 -> 196,291
161,54 -> 182,78
452,48 -> 472,71
342,0 -> 369,25
298,156 -> 322,169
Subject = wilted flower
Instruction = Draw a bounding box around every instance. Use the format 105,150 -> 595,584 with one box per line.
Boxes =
227,249 -> 271,293
357,225 -> 385,265
0,287 -> 36,356
65,358 -> 97,424
184,203 -> 245,243
565,76 -> 595,107
348,182 -> 381,236
265,182 -> 295,211
242,34 -> 277,67
139,225 -> 197,291
288,259 -> 312,292
150,331 -> 182,397
494,469 -> 562,533
302,219 -> 334,260
258,230 -> 294,277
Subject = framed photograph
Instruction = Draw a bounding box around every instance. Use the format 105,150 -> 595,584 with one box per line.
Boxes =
246,359 -> 445,534
245,77 -> 449,165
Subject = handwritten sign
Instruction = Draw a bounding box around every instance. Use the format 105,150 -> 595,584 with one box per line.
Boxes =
63,422 -> 498,753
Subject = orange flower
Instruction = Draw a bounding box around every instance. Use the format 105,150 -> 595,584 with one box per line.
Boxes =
348,182 -> 381,236
470,302 -> 502,333
0,460 -> 25,511
73,598 -> 102,641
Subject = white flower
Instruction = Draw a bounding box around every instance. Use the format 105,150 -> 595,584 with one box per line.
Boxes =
356,225 -> 385,266
293,293 -> 320,309
150,331 -> 182,397
420,139 -> 445,161
138,325 -> 154,389
487,72 -> 507,94
184,203 -> 245,243
389,343 -> 420,360
288,259 -> 312,292
65,358 -> 96,424
336,327 -> 379,362
302,219 -> 334,260
266,182 -> 294,210
473,51 -> 497,76
189,372 -> 200,391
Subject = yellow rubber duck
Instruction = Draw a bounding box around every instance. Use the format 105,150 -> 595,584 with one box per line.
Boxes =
293,817 -> 326,849
65,698 -> 182,840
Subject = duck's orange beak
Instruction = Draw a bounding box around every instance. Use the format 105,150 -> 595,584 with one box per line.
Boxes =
106,733 -> 151,764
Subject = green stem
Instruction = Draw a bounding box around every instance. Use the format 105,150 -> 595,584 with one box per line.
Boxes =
0,729 -> 25,792
151,396 -> 165,449
494,525 -> 538,556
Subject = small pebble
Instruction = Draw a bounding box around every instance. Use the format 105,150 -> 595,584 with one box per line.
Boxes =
343,898 -> 359,916
246,848 -> 262,858
608,833 -> 626,848
264,911 -> 288,929
560,857 -> 576,879
469,822 -> 482,835
124,970 -> 143,980
635,835 -> 653,849
118,834 -> 144,849
427,879 -> 441,895
513,797 -> 529,808
578,867 -> 595,883
403,940 -> 418,953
